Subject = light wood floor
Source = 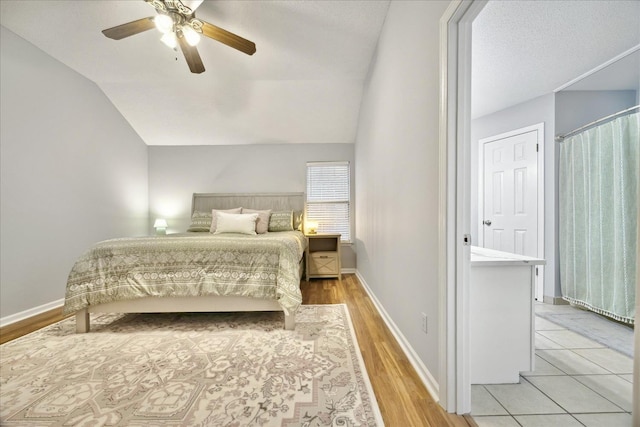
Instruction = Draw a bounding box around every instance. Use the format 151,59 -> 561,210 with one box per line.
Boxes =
302,274 -> 476,427
1,274 -> 476,426
0,306 -> 70,345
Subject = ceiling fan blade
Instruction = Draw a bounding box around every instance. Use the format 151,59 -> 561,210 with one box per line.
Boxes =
178,36 -> 205,73
200,21 -> 256,55
102,17 -> 156,40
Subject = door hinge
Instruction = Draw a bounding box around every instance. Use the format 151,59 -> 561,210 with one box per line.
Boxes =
536,143 -> 539,152
463,234 -> 472,246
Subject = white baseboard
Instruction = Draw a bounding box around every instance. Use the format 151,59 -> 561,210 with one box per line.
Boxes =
355,271 -> 440,402
0,299 -> 64,328
341,268 -> 356,274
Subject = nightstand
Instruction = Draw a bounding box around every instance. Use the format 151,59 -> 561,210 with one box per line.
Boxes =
305,233 -> 341,282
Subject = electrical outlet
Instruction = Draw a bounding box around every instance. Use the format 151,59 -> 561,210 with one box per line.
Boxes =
421,312 -> 428,334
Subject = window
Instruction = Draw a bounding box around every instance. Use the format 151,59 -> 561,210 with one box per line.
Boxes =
306,161 -> 351,242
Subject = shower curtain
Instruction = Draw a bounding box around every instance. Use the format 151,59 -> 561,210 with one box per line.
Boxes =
559,111 -> 639,325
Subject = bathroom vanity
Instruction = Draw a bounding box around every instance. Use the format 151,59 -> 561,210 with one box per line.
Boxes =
470,246 -> 545,384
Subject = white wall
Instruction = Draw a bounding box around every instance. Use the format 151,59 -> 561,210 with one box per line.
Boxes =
148,143 -> 356,268
555,90 -> 637,135
470,94 -> 556,298
354,0 -> 450,388
0,27 -> 149,319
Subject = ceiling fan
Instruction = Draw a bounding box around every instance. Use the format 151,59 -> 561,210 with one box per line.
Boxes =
101,0 -> 256,74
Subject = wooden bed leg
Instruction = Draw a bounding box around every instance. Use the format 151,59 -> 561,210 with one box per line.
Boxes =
76,309 -> 89,333
284,312 -> 295,330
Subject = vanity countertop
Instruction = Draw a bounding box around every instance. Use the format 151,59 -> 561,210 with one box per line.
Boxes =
470,246 -> 545,267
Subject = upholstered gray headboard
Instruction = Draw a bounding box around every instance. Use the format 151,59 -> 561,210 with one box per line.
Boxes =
191,192 -> 305,215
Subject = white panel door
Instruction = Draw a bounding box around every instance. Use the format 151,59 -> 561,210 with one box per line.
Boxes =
482,129 -> 538,257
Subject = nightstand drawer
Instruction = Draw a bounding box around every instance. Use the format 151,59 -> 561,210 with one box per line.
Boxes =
308,251 -> 339,275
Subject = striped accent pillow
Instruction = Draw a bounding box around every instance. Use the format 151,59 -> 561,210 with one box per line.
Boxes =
269,210 -> 294,232
187,211 -> 212,232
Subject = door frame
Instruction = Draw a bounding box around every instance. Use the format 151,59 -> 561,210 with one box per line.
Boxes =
438,0 -> 486,414
440,1 -> 639,419
477,123 -> 545,301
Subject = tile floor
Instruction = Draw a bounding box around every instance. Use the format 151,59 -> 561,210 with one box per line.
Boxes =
471,303 -> 634,427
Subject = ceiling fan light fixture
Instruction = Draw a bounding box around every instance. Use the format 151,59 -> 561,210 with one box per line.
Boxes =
154,14 -> 174,33
101,0 -> 256,74
160,31 -> 178,49
181,25 -> 201,47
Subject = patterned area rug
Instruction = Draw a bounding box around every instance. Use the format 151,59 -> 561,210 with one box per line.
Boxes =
1,304 -> 383,426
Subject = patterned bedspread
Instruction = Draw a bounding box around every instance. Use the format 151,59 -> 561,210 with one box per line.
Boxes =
63,231 -> 307,316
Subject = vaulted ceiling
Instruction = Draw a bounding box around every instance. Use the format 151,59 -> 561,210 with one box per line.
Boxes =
1,1 -> 639,145
1,0 -> 391,146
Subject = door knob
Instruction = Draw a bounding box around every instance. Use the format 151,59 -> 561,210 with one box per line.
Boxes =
483,220 -> 492,226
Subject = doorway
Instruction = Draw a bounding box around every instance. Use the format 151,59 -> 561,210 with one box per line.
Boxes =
477,123 -> 545,301
440,0 -> 639,421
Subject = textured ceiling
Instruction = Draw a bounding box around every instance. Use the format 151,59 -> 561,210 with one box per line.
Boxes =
472,0 -> 640,119
1,1 -> 639,144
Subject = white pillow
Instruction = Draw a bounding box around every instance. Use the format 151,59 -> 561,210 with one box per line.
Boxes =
214,212 -> 259,235
209,207 -> 242,233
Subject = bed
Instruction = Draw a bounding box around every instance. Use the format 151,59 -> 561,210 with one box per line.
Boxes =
63,192 -> 306,332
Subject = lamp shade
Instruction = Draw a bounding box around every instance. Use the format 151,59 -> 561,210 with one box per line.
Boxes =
153,219 -> 168,229
154,14 -> 174,34
160,32 -> 178,49
181,25 -> 201,46
305,220 -> 318,234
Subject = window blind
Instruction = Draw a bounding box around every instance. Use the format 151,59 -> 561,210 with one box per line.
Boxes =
306,162 -> 351,242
